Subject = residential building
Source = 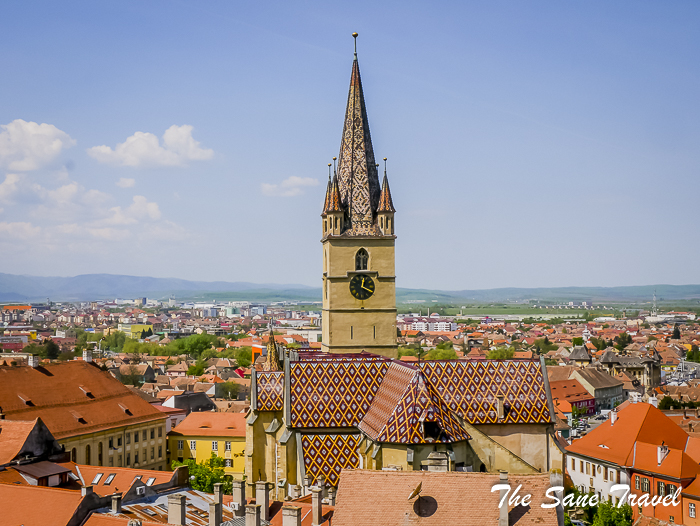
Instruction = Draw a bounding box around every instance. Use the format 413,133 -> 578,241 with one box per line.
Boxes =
0,359 -> 168,470
168,412 -> 246,477
549,379 -> 596,422
571,367 -> 624,411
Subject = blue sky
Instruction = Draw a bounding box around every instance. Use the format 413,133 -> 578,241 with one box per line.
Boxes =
1,1 -> 699,290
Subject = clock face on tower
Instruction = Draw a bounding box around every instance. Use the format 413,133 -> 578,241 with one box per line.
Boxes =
349,274 -> 375,300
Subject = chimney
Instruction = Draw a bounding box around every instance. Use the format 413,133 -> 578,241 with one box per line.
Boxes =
213,483 -> 223,506
684,408 -> 688,419
695,407 -> 699,419
649,396 -> 658,408
327,486 -> 336,506
255,481 -> 270,521
209,501 -> 222,526
245,504 -> 261,526
282,506 -> 302,526
83,349 -> 93,363
168,493 -> 187,526
81,485 -> 93,497
231,480 -> 246,517
690,422 -> 694,433
111,493 -> 122,514
311,486 -> 323,526
498,471 -> 508,526
290,485 -> 301,499
28,354 -> 40,368
610,412 -> 617,425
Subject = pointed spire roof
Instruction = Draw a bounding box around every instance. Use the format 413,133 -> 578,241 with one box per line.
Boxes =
321,171 -> 332,216
326,174 -> 343,213
337,37 -> 381,235
377,166 -> 396,213
262,328 -> 281,372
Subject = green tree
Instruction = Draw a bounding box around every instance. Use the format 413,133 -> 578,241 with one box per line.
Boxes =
41,339 -> 60,360
187,360 -> 206,376
234,347 -> 252,368
220,382 -> 240,400
423,347 -> 458,360
592,499 -> 632,526
572,337 -> 584,346
487,347 -> 515,360
119,364 -> 143,387
658,396 -> 680,410
171,453 -> 232,493
613,332 -> 632,351
673,325 -> 681,340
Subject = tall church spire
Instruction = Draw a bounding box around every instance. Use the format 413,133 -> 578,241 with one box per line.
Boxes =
337,33 -> 381,235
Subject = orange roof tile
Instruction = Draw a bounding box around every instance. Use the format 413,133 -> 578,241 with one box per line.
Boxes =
169,411 -> 246,438
0,483 -> 84,526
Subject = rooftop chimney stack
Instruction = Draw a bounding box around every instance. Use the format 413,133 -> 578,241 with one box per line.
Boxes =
498,471 -> 509,526
649,396 -> 658,408
167,493 -> 187,526
311,486 -> 323,526
81,485 -> 93,497
610,411 -> 617,425
245,504 -> 261,526
327,486 -> 337,506
83,349 -> 93,363
111,493 -> 122,514
28,354 -> 40,368
213,483 -> 223,507
282,506 -> 302,526
231,480 -> 246,517
658,444 -> 669,465
255,481 -> 270,521
209,501 -> 222,526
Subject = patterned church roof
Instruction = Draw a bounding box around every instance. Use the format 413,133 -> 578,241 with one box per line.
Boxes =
301,433 -> 361,485
376,172 -> 395,213
290,359 -> 389,428
359,362 -> 471,444
256,371 -> 284,411
418,360 -> 552,425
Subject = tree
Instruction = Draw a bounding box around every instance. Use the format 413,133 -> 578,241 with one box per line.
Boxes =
673,325 -> 681,340
187,360 -> 206,376
41,340 -> 60,360
572,337 -> 584,346
613,332 -> 632,351
220,382 -> 240,400
487,347 -> 515,360
423,347 -> 458,360
658,396 -> 680,410
234,347 -> 252,368
171,453 -> 232,493
592,499 -> 632,526
120,364 -> 143,387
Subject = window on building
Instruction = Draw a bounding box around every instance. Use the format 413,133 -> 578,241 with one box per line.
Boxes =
150,429 -> 155,440
158,427 -> 163,438
104,473 -> 116,485
190,440 -> 196,450
117,455 -> 122,467
159,446 -> 162,458
580,460 -> 583,472
177,440 -> 184,450
134,432 -> 139,443
690,503 -> 696,519
355,248 -> 368,270
225,441 -> 231,452
212,441 -> 218,451
108,438 -> 114,449
151,448 -> 154,460
585,463 -> 590,475
642,478 -> 650,493
134,452 -> 139,465
126,453 -> 130,466
603,469 -> 608,481
658,481 -> 665,496
225,459 -> 232,467
91,473 -> 103,484
109,457 -> 113,467
669,516 -> 674,523
635,476 -> 640,490
126,434 -> 130,445
117,437 -> 122,447
668,484 -> 677,496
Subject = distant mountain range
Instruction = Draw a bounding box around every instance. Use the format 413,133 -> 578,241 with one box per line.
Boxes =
1,273 -> 700,304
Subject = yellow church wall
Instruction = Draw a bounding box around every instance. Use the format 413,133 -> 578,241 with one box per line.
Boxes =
474,423 -> 555,473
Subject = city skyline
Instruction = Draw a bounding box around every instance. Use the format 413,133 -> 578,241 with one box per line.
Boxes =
1,1 -> 700,290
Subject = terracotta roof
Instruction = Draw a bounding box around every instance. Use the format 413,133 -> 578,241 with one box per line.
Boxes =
566,403 -> 689,466
59,462 -> 177,496
169,411 -> 246,438
0,483 -> 84,526
332,470 -> 558,526
0,418 -> 40,465
0,362 -> 166,439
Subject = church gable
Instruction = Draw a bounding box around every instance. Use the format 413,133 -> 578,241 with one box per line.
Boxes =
255,370 -> 284,412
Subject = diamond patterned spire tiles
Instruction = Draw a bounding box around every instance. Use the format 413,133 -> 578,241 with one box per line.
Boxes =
290,360 -> 389,428
256,371 -> 284,412
418,360 -> 552,424
301,433 -> 360,485
359,362 -> 471,444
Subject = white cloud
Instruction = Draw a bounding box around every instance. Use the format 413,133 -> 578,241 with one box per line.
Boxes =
261,176 -> 319,197
0,173 -> 21,202
87,125 -> 214,167
0,120 -> 76,171
105,195 -> 161,226
0,221 -> 41,239
116,177 -> 135,188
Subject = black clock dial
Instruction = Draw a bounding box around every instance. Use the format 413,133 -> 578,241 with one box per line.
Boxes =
349,274 -> 375,300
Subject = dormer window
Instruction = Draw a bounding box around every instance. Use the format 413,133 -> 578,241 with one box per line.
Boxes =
355,248 -> 368,271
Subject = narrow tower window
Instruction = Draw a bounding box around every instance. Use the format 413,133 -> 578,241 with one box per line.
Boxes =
351,326 -> 354,339
355,248 -> 368,271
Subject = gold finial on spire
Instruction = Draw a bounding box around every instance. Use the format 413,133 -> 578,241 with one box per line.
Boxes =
383,157 -> 387,174
352,32 -> 358,57
333,157 -> 337,177
328,163 -> 332,181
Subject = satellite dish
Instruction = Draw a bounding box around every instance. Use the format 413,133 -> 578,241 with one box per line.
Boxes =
408,481 -> 422,500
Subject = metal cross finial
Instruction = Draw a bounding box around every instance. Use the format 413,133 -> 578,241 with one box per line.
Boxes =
333,156 -> 337,176
327,163 -> 332,181
383,157 -> 387,174
352,32 -> 358,58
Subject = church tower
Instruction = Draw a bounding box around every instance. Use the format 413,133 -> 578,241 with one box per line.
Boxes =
321,34 -> 397,358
